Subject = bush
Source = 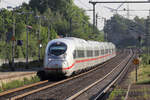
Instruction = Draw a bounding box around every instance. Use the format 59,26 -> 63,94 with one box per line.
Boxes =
141,54 -> 150,65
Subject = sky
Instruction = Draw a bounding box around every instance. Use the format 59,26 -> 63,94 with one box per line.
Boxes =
0,0 -> 29,8
74,0 -> 150,29
0,0 -> 150,29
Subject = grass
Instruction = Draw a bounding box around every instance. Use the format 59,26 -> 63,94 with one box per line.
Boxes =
0,59 -> 42,92
128,88 -> 150,100
107,88 -> 126,100
107,61 -> 150,100
130,65 -> 150,84
0,76 -> 40,92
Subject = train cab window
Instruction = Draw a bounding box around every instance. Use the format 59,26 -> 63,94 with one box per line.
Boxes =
49,42 -> 67,56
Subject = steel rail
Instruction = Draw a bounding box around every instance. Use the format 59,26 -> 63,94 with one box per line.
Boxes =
0,80 -> 48,97
94,51 -> 134,100
66,53 -> 132,100
124,84 -> 132,100
9,54 -> 122,100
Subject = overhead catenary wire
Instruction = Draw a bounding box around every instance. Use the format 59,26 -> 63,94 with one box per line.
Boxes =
103,3 -> 125,13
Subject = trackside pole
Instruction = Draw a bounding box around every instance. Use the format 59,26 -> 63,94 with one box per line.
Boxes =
133,58 -> 139,82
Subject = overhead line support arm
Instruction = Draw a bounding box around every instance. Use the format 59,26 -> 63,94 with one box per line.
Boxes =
89,1 -> 150,3
89,0 -> 150,33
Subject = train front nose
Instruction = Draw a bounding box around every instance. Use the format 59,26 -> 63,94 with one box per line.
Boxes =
44,41 -> 68,75
51,60 -> 66,69
46,59 -> 68,72
43,59 -> 68,78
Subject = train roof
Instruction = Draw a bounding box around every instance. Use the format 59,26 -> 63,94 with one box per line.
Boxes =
47,37 -> 115,50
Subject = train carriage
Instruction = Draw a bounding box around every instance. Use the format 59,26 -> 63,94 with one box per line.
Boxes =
38,37 -> 116,79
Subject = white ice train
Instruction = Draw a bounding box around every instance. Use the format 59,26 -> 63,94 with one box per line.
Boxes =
38,37 -> 116,78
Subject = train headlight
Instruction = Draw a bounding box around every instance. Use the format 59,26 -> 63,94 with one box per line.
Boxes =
48,58 -> 52,61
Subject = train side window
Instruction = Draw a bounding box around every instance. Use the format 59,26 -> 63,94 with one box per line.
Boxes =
90,50 -> 93,57
101,50 -> 104,55
95,50 -> 99,56
73,50 -> 77,58
109,49 -> 111,53
77,50 -> 85,58
104,49 -> 106,54
103,50 -> 106,54
87,50 -> 90,57
105,49 -> 108,54
99,50 -> 101,55
87,50 -> 93,57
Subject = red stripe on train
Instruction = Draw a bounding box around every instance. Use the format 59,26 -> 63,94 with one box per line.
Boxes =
45,53 -> 115,70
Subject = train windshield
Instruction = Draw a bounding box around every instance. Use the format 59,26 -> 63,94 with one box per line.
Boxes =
49,42 -> 67,56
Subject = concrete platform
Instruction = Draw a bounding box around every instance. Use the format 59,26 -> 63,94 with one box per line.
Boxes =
0,71 -> 37,87
0,59 -> 42,87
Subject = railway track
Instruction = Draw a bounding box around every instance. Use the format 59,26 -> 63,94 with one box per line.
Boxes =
68,50 -> 134,100
0,50 -> 130,100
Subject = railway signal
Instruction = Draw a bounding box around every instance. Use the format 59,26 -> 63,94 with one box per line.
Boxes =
19,12 -> 33,69
17,40 -> 23,46
35,15 -> 46,61
133,58 -> 139,82
138,36 -> 141,43
133,58 -> 139,65
11,36 -> 16,41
